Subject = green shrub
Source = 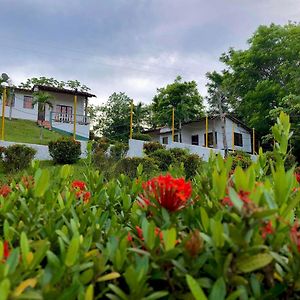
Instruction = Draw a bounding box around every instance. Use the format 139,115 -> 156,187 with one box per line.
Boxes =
48,138 -> 81,164
184,154 -> 202,178
93,138 -> 110,153
114,157 -> 159,178
266,151 -> 297,170
169,148 -> 189,162
148,148 -> 174,171
110,142 -> 129,161
132,132 -> 152,141
229,150 -> 252,169
3,144 -> 36,172
143,141 -> 165,155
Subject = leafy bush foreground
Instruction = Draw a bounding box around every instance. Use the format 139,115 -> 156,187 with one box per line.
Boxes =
1,113 -> 300,299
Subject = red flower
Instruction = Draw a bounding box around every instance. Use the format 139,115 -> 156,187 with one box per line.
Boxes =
72,180 -> 86,190
3,241 -> 10,260
295,173 -> 300,184
222,196 -> 233,207
72,181 -> 91,203
0,185 -> 11,198
21,176 -> 34,189
260,220 -> 274,239
135,226 -> 144,240
127,232 -> 133,242
140,174 -> 192,212
290,221 -> 300,253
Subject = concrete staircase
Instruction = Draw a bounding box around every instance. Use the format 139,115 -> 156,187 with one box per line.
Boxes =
37,120 -> 51,130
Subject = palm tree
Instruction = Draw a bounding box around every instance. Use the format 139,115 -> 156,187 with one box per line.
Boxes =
32,92 -> 53,141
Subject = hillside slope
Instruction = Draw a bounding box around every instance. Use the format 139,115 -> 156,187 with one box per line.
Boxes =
0,118 -> 63,145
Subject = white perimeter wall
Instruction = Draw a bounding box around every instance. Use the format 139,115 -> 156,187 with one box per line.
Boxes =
0,141 -> 87,160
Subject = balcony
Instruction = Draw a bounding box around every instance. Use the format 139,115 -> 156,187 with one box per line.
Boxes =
51,112 -> 90,125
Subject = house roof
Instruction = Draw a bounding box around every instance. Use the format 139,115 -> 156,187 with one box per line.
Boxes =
33,85 -> 96,98
15,85 -> 96,98
143,114 -> 252,134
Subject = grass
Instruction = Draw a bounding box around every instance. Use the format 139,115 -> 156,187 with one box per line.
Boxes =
0,159 -> 89,184
0,118 -> 63,145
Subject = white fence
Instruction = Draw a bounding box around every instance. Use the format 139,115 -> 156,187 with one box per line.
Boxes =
0,141 -> 88,160
127,139 -> 256,161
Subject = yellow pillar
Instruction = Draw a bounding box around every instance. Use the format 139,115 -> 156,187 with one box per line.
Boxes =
73,94 -> 77,139
232,123 -> 235,152
1,87 -> 6,140
172,107 -> 175,142
205,115 -> 208,147
252,128 -> 255,155
130,101 -> 133,139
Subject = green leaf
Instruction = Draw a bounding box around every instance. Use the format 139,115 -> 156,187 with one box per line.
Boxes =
84,284 -> 94,300
34,169 -> 50,197
6,248 -> 20,275
209,277 -> 226,300
65,236 -> 80,267
0,279 -> 10,300
236,253 -> 273,273
200,208 -> 209,232
186,274 -> 207,300
145,291 -> 169,300
29,240 -> 49,270
60,165 -> 73,179
108,284 -> 128,300
228,188 -> 243,211
162,228 -> 177,251
20,232 -> 30,267
97,272 -> 120,282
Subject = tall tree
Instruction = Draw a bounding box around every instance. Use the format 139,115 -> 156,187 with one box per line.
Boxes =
92,92 -> 132,142
152,76 -> 204,136
207,23 -> 300,136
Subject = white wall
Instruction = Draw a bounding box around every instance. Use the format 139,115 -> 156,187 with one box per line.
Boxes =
0,91 -> 38,121
51,122 -> 90,139
0,140 -> 88,160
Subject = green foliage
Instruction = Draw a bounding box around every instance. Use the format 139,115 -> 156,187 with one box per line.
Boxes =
132,132 -> 151,141
143,141 -> 165,155
148,148 -> 174,171
206,23 -> 300,159
152,76 -> 204,127
48,138 -> 81,164
0,112 -> 300,298
110,142 -> 129,161
114,157 -> 159,178
228,150 -> 252,170
2,144 -> 36,172
184,153 -> 202,178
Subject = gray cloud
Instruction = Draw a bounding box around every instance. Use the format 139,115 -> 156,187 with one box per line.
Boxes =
0,0 -> 299,105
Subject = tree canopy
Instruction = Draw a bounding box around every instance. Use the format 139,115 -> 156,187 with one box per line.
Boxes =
19,77 -> 91,92
152,76 -> 204,128
206,23 -> 300,135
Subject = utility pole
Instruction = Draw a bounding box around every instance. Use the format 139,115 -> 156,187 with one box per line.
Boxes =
217,92 -> 228,156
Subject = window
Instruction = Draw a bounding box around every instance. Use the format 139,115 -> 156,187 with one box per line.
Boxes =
191,134 -> 199,145
174,134 -> 179,142
204,132 -> 218,147
23,96 -> 33,109
234,132 -> 243,147
55,105 -> 73,122
162,136 -> 168,144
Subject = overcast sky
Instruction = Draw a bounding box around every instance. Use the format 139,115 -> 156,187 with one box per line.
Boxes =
0,0 -> 299,105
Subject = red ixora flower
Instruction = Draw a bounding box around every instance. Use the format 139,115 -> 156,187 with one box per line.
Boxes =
260,220 -> 274,239
295,173 -> 300,184
221,190 -> 251,207
290,220 -> 300,253
71,180 -> 86,191
139,174 -> 192,212
71,181 -> 91,203
0,185 -> 11,198
3,241 -> 10,260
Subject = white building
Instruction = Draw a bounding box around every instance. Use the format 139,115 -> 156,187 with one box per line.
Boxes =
0,85 -> 96,140
145,115 -> 253,153
127,115 -> 255,161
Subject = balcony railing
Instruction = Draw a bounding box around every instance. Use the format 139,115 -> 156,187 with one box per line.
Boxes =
51,112 -> 90,125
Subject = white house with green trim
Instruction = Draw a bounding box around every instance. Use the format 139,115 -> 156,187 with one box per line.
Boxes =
0,85 -> 96,140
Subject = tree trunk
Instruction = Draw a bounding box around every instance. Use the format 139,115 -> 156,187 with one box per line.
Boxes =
40,126 -> 43,141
